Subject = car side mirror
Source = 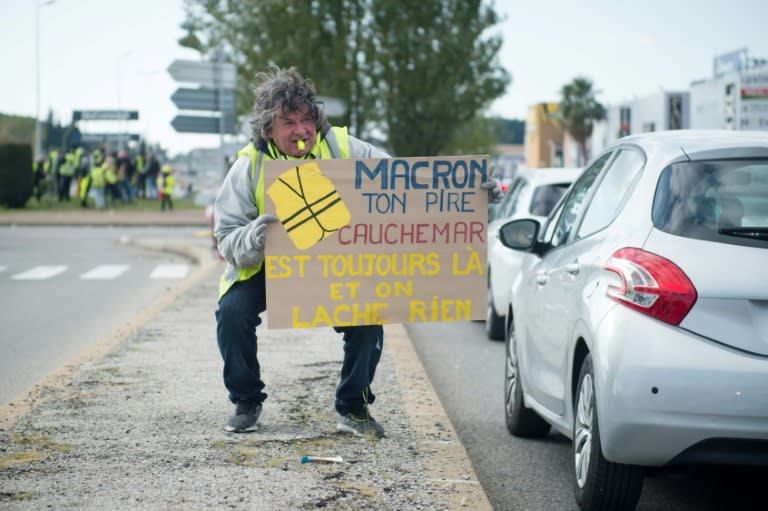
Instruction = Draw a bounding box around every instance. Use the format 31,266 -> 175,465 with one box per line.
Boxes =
499,218 -> 539,251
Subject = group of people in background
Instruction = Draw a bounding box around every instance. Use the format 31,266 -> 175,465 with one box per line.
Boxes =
32,146 -> 175,211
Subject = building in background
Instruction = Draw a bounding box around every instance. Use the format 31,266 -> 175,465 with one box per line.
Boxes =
524,102 -> 563,168
593,91 -> 690,156
690,48 -> 768,131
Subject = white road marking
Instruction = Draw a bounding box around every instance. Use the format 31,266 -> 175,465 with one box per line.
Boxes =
11,265 -> 68,280
80,265 -> 131,280
150,264 -> 190,279
0,266 -> 6,273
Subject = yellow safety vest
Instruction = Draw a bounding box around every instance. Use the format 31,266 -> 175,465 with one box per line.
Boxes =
218,126 -> 349,298
158,172 -> 175,194
90,165 -> 106,188
59,152 -> 76,177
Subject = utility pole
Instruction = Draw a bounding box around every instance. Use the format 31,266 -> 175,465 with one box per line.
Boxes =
215,48 -> 227,180
34,0 -> 55,159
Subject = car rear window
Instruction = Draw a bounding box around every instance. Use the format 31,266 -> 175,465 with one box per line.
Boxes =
527,183 -> 570,216
652,159 -> 768,248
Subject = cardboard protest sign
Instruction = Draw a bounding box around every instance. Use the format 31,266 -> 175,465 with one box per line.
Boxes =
263,155 -> 489,329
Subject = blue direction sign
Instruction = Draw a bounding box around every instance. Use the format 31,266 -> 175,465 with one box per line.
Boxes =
72,110 -> 139,122
171,115 -> 235,134
171,88 -> 235,111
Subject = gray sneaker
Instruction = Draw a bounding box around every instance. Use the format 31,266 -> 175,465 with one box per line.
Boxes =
224,401 -> 262,432
336,409 -> 385,439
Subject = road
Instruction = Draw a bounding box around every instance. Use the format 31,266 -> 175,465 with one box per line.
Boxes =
0,225 -> 207,406
407,320 -> 768,511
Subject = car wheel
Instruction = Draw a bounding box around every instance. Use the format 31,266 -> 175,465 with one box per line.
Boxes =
573,354 -> 644,511
485,277 -> 505,341
504,319 -> 551,437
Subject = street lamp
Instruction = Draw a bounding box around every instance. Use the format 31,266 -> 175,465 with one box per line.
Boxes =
115,51 -> 132,151
34,0 -> 56,159
116,50 -> 132,109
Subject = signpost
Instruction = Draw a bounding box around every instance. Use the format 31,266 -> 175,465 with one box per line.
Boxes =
72,110 -> 140,152
171,88 -> 235,112
79,133 -> 140,143
168,53 -> 237,177
171,115 -> 235,134
72,110 -> 139,122
167,59 -> 236,89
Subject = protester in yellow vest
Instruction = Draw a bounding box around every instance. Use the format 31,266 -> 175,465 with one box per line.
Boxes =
134,153 -> 146,198
103,155 -> 119,207
158,164 -> 175,211
212,67 -> 391,436
57,149 -> 77,201
88,156 -> 108,209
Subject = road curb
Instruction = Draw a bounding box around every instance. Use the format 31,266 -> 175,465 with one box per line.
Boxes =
387,323 -> 494,510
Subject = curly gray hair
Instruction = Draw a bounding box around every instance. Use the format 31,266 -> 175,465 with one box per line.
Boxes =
249,67 -> 327,146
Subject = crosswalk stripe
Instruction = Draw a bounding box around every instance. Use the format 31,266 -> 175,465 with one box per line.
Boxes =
80,264 -> 130,280
12,265 -> 68,280
150,264 -> 190,279
0,266 -> 6,273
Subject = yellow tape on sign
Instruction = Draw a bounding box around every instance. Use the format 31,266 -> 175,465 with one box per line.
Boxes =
267,162 -> 351,250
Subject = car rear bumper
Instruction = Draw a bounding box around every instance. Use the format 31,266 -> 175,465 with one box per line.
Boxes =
592,307 -> 768,467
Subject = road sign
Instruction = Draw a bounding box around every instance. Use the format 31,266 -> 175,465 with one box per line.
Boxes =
167,59 -> 236,89
72,110 -> 139,122
171,115 -> 235,134
171,87 -> 235,111
318,96 -> 347,117
79,133 -> 140,143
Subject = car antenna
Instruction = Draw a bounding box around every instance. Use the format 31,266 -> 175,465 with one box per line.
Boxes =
680,145 -> 692,161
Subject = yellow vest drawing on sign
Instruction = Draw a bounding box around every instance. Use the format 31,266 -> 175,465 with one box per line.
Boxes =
267,161 -> 351,250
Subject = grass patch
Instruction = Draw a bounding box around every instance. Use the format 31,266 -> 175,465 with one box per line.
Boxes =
289,407 -> 331,425
7,196 -> 203,213
212,435 -> 339,468
11,431 -> 72,453
0,491 -> 36,501
337,481 -> 378,499
0,451 -> 48,469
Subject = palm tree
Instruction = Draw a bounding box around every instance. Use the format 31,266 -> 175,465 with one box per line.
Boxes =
559,77 -> 606,165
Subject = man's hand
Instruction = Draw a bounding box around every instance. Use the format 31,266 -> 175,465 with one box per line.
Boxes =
481,177 -> 503,204
249,214 -> 279,252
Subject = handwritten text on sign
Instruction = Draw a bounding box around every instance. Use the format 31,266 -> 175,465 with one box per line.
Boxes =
264,155 -> 489,329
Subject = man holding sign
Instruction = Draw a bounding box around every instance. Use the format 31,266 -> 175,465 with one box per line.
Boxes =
214,67 -> 502,437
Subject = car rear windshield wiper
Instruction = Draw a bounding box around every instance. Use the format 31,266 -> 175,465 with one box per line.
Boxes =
718,227 -> 768,240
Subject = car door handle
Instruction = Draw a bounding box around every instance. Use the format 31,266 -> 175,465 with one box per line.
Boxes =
565,262 -> 580,275
536,272 -> 548,285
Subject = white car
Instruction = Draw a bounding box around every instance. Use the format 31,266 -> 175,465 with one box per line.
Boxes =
486,167 -> 582,339
498,130 -> 768,511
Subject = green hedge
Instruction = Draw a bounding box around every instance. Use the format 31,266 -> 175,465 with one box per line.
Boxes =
0,142 -> 33,208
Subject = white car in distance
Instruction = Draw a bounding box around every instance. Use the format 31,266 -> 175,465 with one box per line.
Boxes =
486,167 -> 583,339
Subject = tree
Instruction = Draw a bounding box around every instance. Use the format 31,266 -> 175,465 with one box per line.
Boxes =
180,0 -> 509,156
181,0 -> 378,138
558,77 -> 605,165
365,0 -> 508,156
490,117 -> 525,145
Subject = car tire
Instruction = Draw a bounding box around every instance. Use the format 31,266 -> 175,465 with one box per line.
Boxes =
573,354 -> 644,511
486,277 -> 505,341
504,319 -> 551,437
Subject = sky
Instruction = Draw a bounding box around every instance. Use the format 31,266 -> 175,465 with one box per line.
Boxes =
1,0 -> 767,156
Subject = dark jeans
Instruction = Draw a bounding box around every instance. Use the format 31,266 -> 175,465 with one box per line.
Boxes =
215,270 -> 383,415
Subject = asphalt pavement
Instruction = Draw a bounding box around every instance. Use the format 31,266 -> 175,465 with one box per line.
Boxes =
0,209 -> 491,510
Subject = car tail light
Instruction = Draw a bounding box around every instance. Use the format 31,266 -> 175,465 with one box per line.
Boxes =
605,247 -> 697,326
